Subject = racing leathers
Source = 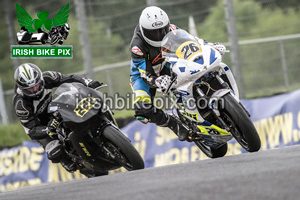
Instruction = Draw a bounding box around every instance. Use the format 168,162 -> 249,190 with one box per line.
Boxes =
130,24 -> 190,141
13,71 -> 100,171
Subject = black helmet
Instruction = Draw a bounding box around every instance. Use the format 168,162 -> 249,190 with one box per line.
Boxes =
14,63 -> 45,99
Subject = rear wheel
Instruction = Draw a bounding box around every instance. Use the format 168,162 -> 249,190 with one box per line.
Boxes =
102,125 -> 144,171
221,94 -> 261,152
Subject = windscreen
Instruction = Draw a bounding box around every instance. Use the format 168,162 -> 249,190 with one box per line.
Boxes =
161,29 -> 202,60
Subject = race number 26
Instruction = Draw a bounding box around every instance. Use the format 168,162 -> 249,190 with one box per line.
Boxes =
180,43 -> 200,59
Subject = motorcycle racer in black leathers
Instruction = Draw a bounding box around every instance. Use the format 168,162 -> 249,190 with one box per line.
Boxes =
13,63 -> 102,172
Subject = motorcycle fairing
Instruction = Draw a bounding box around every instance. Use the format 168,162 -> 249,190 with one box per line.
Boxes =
48,83 -> 103,125
163,30 -> 234,145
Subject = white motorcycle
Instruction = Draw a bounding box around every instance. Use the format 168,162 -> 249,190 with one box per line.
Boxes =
161,29 -> 261,158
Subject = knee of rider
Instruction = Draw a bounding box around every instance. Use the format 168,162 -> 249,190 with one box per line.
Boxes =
134,101 -> 153,117
45,140 -> 64,163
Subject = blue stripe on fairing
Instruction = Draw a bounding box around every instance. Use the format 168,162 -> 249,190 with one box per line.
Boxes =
202,121 -> 212,126
196,120 -> 212,126
210,49 -> 217,65
194,57 -> 204,64
179,67 -> 186,72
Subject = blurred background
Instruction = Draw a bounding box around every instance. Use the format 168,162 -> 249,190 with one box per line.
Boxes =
0,0 -> 300,127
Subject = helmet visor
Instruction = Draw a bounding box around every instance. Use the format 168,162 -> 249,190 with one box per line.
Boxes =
142,24 -> 170,42
21,80 -> 44,97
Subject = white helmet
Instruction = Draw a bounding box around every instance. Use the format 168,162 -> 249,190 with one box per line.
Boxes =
64,23 -> 71,32
14,63 -> 45,99
139,6 -> 170,47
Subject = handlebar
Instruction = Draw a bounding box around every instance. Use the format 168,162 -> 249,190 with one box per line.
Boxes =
95,84 -> 108,90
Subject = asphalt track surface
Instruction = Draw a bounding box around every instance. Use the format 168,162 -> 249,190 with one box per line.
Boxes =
1,145 -> 300,200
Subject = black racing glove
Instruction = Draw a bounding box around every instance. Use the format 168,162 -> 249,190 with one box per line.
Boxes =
83,78 -> 103,89
47,118 -> 59,138
142,72 -> 158,88
88,80 -> 103,89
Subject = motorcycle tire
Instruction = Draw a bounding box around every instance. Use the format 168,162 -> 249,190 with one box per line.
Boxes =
221,94 -> 261,152
102,125 -> 144,171
194,141 -> 228,158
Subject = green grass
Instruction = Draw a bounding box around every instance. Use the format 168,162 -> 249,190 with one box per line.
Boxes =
0,123 -> 30,147
245,83 -> 300,99
112,109 -> 135,119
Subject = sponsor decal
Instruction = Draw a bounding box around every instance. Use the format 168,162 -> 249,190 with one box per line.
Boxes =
152,21 -> 163,28
74,97 -> 98,117
152,47 -> 169,64
170,24 -> 176,31
79,143 -> 91,157
131,46 -> 143,56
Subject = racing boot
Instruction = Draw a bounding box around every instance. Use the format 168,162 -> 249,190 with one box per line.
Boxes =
161,114 -> 190,141
60,156 -> 77,173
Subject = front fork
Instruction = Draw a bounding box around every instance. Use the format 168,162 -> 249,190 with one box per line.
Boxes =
195,75 -> 231,132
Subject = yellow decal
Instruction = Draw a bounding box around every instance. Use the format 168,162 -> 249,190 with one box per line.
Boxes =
182,110 -> 199,121
79,142 -> 91,157
197,125 -> 209,135
74,97 -> 98,117
175,41 -> 202,60
133,95 -> 151,104
199,125 -> 231,136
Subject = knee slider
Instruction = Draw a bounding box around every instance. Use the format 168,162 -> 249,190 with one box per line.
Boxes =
45,140 -> 64,163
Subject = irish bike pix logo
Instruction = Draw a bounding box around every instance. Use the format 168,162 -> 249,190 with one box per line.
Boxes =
11,3 -> 73,59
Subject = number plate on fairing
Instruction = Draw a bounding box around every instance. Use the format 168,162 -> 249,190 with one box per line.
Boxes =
175,41 -> 202,60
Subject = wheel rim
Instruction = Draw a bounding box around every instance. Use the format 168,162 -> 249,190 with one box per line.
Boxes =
221,112 -> 249,150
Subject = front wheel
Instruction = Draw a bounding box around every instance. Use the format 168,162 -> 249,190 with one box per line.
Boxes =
102,125 -> 144,171
221,94 -> 261,152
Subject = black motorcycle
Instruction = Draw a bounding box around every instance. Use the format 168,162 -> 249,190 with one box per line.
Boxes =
48,83 -> 144,177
